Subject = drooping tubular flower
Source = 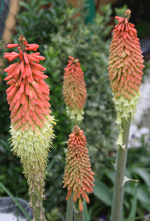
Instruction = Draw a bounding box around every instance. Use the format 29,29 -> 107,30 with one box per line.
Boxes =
108,10 -> 144,141
63,126 -> 94,212
4,35 -> 55,220
63,56 -> 87,122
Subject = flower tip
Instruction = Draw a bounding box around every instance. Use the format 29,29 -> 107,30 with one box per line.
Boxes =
125,9 -> 131,19
73,126 -> 80,135
18,35 -> 28,45
74,58 -> 79,64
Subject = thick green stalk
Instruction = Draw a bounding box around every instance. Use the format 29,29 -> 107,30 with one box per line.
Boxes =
32,191 -> 40,221
66,193 -> 74,221
32,188 -> 46,221
111,116 -> 131,221
74,211 -> 84,221
29,169 -> 46,221
74,203 -> 84,221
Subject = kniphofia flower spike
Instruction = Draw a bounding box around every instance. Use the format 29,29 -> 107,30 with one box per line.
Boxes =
4,35 -> 55,220
108,10 -> 144,144
63,126 -> 95,212
63,56 -> 87,122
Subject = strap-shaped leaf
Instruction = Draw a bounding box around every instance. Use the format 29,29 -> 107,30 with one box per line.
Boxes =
132,167 -> 150,187
93,178 -> 112,206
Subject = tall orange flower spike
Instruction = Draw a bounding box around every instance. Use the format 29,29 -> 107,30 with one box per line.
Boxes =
63,56 -> 87,122
4,35 -> 55,220
63,126 -> 94,212
108,10 -> 144,133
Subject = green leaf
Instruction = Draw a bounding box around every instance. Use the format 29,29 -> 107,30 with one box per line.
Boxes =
128,183 -> 138,219
0,139 -> 8,150
19,15 -> 29,24
132,168 -> 150,187
0,182 -> 32,221
104,170 -> 115,184
115,4 -> 128,17
30,0 -> 37,7
19,1 -> 30,10
101,3 -> 111,15
93,178 -> 112,206
137,186 -> 150,209
83,201 -> 91,221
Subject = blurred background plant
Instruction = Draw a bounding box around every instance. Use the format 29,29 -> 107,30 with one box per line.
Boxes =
0,0 -> 150,220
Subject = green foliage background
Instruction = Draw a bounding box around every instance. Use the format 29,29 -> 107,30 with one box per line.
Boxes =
0,1 -> 150,220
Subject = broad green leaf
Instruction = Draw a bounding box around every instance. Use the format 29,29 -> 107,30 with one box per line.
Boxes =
128,183 -> 138,219
83,201 -> 91,221
132,168 -> 150,187
93,178 -> 112,206
137,186 -> 150,209
19,1 -> 30,10
105,170 -> 115,183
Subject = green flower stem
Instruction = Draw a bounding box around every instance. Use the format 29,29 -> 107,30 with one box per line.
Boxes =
111,116 -> 131,221
66,193 -> 74,221
32,187 -> 46,221
74,211 -> 84,221
74,203 -> 84,221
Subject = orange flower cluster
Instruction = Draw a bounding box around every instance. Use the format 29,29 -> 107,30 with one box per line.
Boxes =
63,56 -> 87,121
4,35 -> 51,132
63,126 -> 94,212
108,11 -> 144,124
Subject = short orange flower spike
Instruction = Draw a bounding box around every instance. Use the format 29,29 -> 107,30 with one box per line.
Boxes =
4,35 -> 54,133
63,56 -> 87,122
108,10 -> 144,126
63,126 -> 94,212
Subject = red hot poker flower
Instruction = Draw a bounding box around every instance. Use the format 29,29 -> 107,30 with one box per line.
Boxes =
63,126 -> 94,212
4,35 -> 52,133
108,10 -> 144,128
4,35 -> 55,220
63,56 -> 87,122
